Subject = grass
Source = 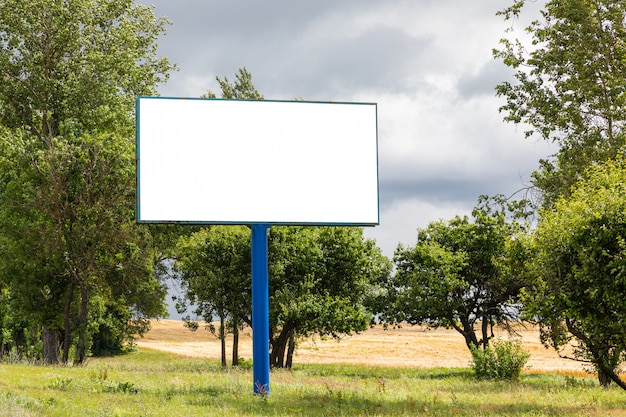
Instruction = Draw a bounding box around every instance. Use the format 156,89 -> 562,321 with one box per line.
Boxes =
0,349 -> 624,416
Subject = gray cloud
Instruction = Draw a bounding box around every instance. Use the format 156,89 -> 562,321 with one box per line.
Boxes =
151,1 -> 431,100
275,27 -> 431,99
379,171 -> 532,211
457,60 -> 515,99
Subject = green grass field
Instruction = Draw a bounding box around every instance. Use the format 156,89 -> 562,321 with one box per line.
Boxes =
0,349 -> 624,416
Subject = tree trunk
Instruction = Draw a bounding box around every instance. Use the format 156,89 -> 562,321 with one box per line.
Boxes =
285,330 -> 296,369
594,357 -> 626,390
598,370 -> 612,387
565,319 -> 626,390
219,314 -> 226,368
232,324 -> 239,367
270,325 -> 292,368
42,325 -> 60,364
594,360 -> 626,390
61,282 -> 76,364
481,319 -> 489,350
74,283 -> 89,365
453,317 -> 479,351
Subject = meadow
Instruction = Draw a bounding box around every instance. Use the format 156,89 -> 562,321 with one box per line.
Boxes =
0,349 -> 625,416
0,322 -> 624,416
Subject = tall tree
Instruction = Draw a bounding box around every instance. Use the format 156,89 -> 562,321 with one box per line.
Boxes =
382,196 -> 528,353
0,128 -> 167,363
525,159 -> 626,389
174,226 -> 251,368
173,68 -> 390,368
495,0 -> 626,388
494,0 -> 626,206
0,0 -> 173,363
0,0 -> 172,140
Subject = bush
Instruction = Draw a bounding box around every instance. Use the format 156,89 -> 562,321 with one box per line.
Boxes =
236,357 -> 253,370
470,339 -> 530,380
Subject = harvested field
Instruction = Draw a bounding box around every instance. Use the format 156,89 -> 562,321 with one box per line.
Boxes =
136,320 -> 588,375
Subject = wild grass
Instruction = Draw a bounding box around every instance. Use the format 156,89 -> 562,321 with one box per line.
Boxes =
0,349 -> 624,416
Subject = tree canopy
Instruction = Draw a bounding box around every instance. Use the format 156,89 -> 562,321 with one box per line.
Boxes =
379,196 -> 529,353
525,159 -> 626,388
0,0 -> 174,363
0,0 -> 172,139
494,0 -> 626,390
494,0 -> 626,206
0,128 -> 167,362
173,225 -> 390,369
268,226 -> 390,368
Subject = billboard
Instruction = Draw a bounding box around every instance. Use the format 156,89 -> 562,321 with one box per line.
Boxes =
136,97 -> 379,225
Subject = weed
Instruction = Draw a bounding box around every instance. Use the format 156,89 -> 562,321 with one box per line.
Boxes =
89,367 -> 109,381
254,381 -> 269,398
98,367 -> 109,381
48,377 -> 72,391
106,380 -> 139,394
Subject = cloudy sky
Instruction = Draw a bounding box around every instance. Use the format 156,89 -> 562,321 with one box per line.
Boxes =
145,0 -> 553,258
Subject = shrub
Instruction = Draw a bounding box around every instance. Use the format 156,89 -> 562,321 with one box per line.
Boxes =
236,357 -> 252,370
470,339 -> 530,380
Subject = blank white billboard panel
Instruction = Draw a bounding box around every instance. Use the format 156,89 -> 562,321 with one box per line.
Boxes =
136,97 -> 379,225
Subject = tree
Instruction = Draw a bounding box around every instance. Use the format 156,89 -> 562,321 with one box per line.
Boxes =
0,0 -> 173,140
173,225 -> 390,369
268,226 -> 390,368
0,0 -> 174,363
494,0 -> 626,389
525,159 -> 626,389
173,68 -> 390,368
382,196 -> 528,353
0,128 -> 167,363
494,0 -> 626,206
174,226 -> 251,368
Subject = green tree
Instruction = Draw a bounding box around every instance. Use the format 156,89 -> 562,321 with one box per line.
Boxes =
0,129 -> 166,363
495,0 -> 626,389
383,196 -> 528,353
0,0 -> 172,139
525,159 -> 626,389
173,226 -> 390,369
494,0 -> 626,206
0,0 -> 173,363
172,68 -> 261,368
174,226 -> 251,368
268,226 -> 390,368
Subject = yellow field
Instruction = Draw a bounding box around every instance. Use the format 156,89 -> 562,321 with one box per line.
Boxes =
136,320 -> 588,376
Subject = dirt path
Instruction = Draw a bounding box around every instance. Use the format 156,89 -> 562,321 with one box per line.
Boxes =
136,320 -> 588,375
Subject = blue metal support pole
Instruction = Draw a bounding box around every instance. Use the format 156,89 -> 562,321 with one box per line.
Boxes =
251,224 -> 270,395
